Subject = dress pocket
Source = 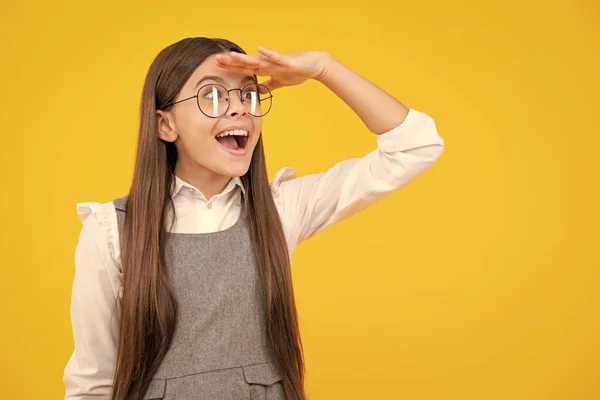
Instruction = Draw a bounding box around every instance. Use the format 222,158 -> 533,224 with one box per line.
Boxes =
242,362 -> 285,400
143,379 -> 166,399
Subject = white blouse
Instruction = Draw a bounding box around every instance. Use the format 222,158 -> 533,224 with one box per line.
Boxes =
64,108 -> 445,399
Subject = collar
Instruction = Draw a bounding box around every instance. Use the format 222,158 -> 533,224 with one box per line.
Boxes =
171,175 -> 246,199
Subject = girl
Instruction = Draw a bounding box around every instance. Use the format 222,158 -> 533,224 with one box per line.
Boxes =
64,37 -> 444,400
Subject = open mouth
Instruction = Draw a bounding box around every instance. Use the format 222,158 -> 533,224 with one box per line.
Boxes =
215,129 -> 249,152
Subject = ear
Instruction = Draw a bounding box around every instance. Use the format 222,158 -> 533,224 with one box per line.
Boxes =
156,110 -> 178,143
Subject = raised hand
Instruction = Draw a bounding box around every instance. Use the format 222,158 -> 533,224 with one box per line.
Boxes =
215,47 -> 333,93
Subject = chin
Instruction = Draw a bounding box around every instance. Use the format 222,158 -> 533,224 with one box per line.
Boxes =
212,139 -> 258,178
222,162 -> 251,178
229,170 -> 249,178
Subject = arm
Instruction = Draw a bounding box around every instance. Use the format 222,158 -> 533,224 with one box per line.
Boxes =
64,212 -> 118,399
317,55 -> 410,135
217,47 -> 409,135
272,107 -> 443,247
217,48 -> 444,247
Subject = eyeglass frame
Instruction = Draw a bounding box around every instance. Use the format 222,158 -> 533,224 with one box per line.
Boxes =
159,82 -> 273,118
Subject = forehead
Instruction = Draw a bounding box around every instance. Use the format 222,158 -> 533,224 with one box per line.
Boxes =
185,53 -> 254,89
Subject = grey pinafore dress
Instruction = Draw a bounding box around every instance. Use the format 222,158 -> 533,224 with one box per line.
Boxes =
113,196 -> 285,400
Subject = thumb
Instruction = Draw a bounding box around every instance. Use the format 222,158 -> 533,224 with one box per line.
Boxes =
260,78 -> 282,93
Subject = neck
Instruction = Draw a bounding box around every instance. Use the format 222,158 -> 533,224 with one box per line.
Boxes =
174,163 -> 231,200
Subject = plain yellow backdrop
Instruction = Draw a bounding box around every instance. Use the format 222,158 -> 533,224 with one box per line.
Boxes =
0,0 -> 598,398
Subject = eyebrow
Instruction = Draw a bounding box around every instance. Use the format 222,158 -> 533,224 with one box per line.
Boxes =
194,75 -> 256,89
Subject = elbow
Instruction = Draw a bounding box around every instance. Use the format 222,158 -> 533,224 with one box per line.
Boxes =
405,136 -> 445,165
387,138 -> 445,187
428,137 -> 445,163
417,111 -> 444,164
422,114 -> 445,163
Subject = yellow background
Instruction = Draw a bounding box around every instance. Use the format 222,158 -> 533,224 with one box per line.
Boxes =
1,0 -> 598,398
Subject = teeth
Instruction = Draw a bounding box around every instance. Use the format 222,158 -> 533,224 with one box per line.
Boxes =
216,129 -> 249,138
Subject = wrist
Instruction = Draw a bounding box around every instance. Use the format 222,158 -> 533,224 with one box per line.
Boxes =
313,52 -> 336,82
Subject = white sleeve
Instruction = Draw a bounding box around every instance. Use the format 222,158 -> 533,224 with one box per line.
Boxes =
63,204 -> 121,399
270,108 -> 444,250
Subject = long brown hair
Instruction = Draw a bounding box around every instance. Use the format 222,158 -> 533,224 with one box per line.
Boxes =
111,37 -> 305,400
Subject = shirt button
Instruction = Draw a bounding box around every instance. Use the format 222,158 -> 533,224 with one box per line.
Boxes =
207,202 -> 213,210
189,188 -> 195,194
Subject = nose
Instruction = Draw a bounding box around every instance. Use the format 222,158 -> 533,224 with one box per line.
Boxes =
227,89 -> 247,117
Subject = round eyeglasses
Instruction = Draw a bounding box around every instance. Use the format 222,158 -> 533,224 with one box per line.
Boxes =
160,83 -> 273,118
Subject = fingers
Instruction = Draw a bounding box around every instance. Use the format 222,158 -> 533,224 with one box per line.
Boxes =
229,52 -> 262,66
215,49 -> 289,82
216,64 -> 260,76
216,53 -> 282,77
217,52 -> 273,68
257,47 -> 286,65
215,54 -> 251,74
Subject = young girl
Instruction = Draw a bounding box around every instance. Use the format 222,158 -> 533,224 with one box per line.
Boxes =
64,37 -> 444,400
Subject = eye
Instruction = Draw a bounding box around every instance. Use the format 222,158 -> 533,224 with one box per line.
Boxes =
242,88 -> 258,100
202,85 -> 226,100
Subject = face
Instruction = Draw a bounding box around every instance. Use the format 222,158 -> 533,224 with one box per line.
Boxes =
156,53 -> 263,183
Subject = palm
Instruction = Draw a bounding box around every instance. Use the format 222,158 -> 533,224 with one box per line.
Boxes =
215,48 -> 331,92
